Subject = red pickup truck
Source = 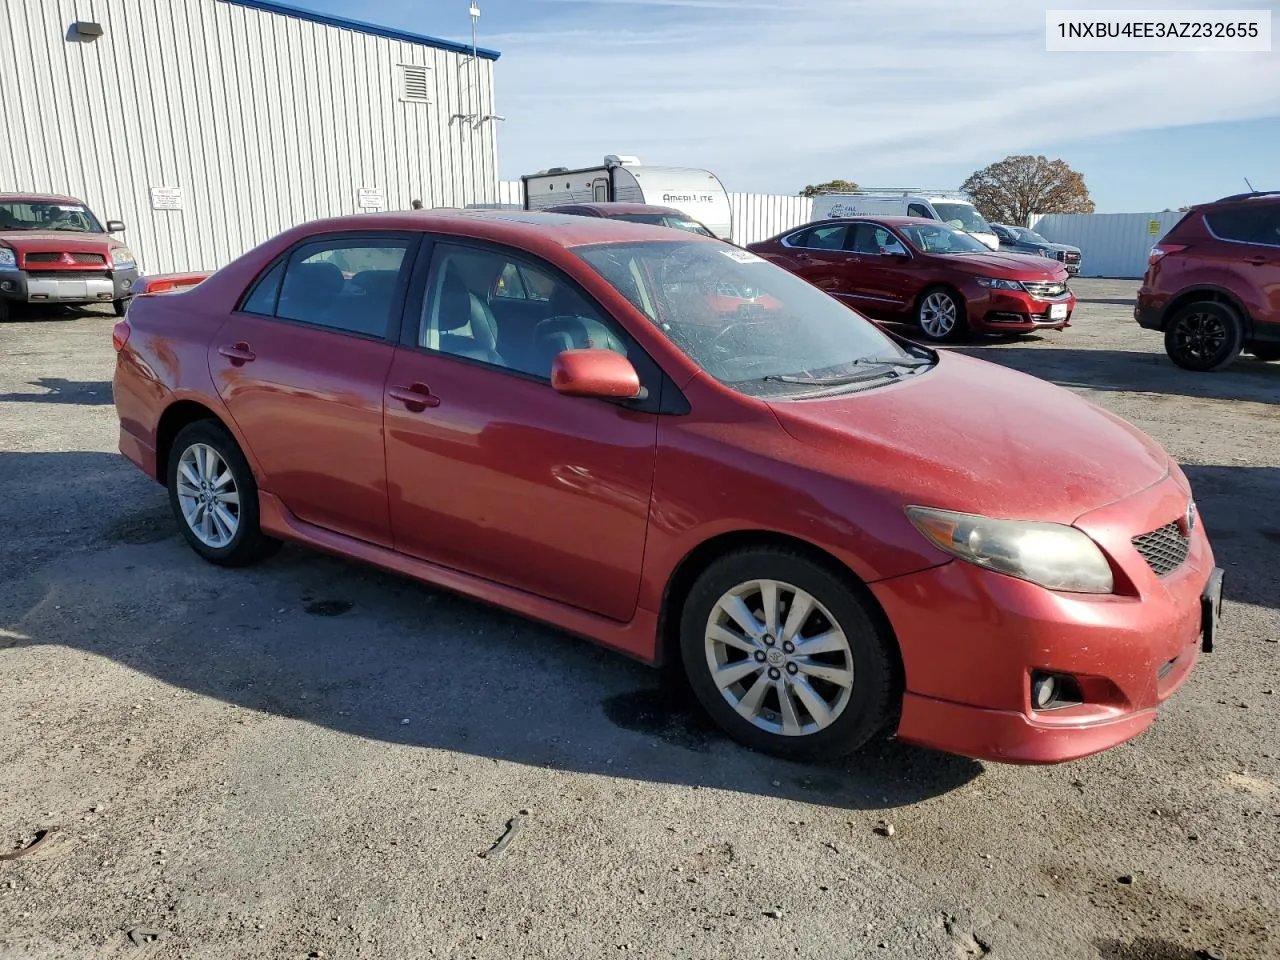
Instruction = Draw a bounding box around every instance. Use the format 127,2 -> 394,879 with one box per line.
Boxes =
0,193 -> 139,321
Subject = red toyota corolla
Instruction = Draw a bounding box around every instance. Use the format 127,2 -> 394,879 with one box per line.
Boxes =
112,210 -> 1221,764
747,216 -> 1076,342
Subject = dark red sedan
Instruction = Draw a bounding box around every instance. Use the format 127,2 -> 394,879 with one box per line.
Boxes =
112,210 -> 1220,764
748,216 -> 1076,342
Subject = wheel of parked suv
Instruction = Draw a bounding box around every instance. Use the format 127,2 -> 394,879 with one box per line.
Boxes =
1249,346 -> 1280,362
915,287 -> 967,342
1164,301 -> 1244,372
679,548 -> 898,761
0,299 -> 10,322
167,420 -> 281,567
112,298 -> 129,317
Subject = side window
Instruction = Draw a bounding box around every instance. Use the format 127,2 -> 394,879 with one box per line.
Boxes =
240,261 -> 285,315
1206,207 -> 1280,246
785,228 -> 813,248
273,239 -> 410,337
806,225 -> 849,250
873,226 -> 908,255
907,203 -> 934,219
419,244 -> 628,380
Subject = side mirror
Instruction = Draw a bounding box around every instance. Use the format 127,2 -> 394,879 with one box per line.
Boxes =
106,220 -> 126,233
551,348 -> 643,400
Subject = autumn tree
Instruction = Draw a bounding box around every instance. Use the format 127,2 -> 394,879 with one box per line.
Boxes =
799,179 -> 858,197
960,156 -> 1094,224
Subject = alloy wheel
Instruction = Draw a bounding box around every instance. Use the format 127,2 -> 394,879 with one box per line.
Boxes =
1172,311 -> 1227,363
175,443 -> 241,548
919,292 -> 957,338
703,579 -> 854,737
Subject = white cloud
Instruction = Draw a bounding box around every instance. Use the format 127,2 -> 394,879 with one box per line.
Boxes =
484,0 -> 1280,191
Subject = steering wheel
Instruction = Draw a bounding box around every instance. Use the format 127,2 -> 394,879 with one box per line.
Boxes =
710,318 -> 770,354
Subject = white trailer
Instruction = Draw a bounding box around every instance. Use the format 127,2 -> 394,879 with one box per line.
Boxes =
521,156 -> 733,240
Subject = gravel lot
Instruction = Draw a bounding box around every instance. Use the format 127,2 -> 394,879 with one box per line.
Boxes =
1,278 -> 1277,960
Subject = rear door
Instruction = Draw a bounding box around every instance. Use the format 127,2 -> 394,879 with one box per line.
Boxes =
773,224 -> 856,295
210,232 -> 418,547
1203,203 -> 1280,333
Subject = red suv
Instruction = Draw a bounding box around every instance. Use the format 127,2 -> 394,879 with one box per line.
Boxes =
748,217 -> 1075,342
1136,192 -> 1280,371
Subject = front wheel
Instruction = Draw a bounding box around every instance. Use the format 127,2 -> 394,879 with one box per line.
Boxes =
916,287 -> 967,343
167,420 -> 280,566
112,298 -> 130,317
1164,301 -> 1244,371
679,549 -> 898,761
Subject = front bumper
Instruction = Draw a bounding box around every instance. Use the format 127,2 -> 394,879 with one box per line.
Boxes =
0,267 -> 139,305
871,473 -> 1217,763
971,289 -> 1076,332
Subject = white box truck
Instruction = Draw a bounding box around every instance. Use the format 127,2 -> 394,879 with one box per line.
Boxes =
810,190 -> 1000,251
522,156 -> 733,241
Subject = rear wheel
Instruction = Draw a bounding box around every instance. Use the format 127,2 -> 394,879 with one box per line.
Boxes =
1164,301 -> 1244,371
167,420 -> 280,566
1248,345 -> 1280,362
916,287 -> 967,343
679,548 -> 898,761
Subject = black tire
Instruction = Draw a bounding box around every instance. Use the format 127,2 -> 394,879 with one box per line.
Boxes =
679,548 -> 898,762
1163,301 -> 1244,372
1248,345 -> 1280,362
0,299 -> 11,322
112,298 -> 130,317
166,420 -> 280,567
915,286 -> 968,343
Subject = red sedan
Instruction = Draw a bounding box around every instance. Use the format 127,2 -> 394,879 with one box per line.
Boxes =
112,210 -> 1221,764
748,216 -> 1076,342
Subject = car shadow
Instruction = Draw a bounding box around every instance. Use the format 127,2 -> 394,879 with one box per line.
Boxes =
1181,465 -> 1280,611
951,344 -> 1280,406
0,450 -> 983,810
0,377 -> 114,405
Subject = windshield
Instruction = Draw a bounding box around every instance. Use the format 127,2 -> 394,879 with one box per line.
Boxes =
931,202 -> 991,234
610,213 -> 716,238
574,240 -> 929,398
1015,228 -> 1050,244
0,201 -> 104,233
898,222 -> 992,254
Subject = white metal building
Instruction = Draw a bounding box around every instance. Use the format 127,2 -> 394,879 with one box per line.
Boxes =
1030,211 -> 1185,279
2,0 -> 501,274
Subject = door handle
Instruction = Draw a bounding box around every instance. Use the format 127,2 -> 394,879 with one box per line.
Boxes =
218,342 -> 256,364
794,252 -> 812,262
388,382 -> 441,411
1245,255 -> 1267,266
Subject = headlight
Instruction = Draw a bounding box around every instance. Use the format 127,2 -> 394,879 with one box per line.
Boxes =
974,276 -> 1022,291
906,506 -> 1115,594
112,247 -> 137,268
0,247 -> 15,268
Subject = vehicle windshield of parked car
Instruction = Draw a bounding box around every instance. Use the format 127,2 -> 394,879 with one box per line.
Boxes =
575,240 -> 931,398
0,202 -> 104,233
609,213 -> 716,237
898,222 -> 992,255
931,202 -> 991,234
1015,228 -> 1051,244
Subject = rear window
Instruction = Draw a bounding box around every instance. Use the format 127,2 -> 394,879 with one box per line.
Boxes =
1205,205 -> 1280,246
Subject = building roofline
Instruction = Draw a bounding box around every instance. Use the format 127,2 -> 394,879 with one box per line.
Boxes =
220,0 -> 501,60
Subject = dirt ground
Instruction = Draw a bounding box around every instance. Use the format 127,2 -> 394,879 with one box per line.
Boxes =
1,279 -> 1277,960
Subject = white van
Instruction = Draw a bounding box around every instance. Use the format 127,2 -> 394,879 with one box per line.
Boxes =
809,191 -> 1000,251
522,156 -> 733,241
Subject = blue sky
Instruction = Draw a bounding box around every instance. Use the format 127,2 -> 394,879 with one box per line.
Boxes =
298,0 -> 1279,212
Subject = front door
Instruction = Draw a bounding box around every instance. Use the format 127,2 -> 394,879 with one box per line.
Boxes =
210,232 -> 417,547
838,221 -> 916,317
384,240 -> 659,621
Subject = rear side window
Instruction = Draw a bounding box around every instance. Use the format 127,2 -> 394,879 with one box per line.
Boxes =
789,225 -> 849,250
238,237 -> 412,338
1205,206 -> 1280,246
907,203 -> 934,219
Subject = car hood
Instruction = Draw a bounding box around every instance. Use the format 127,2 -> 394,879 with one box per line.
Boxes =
768,352 -> 1169,524
933,251 -> 1067,280
0,231 -> 120,252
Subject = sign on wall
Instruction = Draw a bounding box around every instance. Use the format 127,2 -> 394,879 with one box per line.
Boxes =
1147,219 -> 1161,236
149,186 -> 183,210
357,188 -> 385,210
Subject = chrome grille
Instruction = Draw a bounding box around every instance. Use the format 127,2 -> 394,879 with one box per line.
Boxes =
1022,280 -> 1068,298
1132,521 -> 1189,576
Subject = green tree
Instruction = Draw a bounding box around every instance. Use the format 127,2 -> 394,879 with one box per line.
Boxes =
799,179 -> 859,198
960,156 -> 1094,224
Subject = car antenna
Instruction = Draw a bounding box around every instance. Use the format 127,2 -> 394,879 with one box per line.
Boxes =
1244,176 -> 1256,191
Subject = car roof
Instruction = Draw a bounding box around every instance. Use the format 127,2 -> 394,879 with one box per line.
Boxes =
285,208 -> 717,249
545,202 -> 693,218
809,215 -> 943,228
0,193 -> 86,204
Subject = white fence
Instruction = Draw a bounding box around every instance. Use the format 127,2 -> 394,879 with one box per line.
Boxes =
1029,211 -> 1187,279
496,181 -> 811,244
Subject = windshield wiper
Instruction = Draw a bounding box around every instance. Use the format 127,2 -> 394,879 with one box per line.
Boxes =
763,356 -> 932,387
852,356 -> 933,368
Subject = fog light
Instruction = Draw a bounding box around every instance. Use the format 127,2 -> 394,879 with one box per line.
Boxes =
0,280 -> 13,292
1032,674 -> 1058,709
